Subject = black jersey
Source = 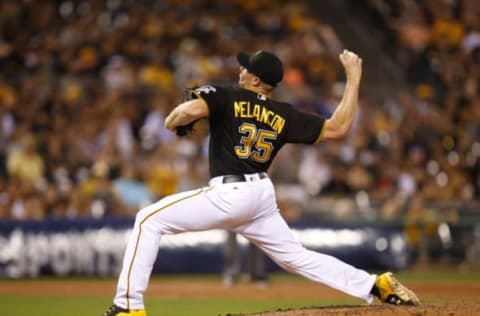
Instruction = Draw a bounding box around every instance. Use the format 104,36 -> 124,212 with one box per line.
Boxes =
192,85 -> 326,177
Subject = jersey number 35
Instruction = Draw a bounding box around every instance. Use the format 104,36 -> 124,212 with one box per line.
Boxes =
234,123 -> 278,163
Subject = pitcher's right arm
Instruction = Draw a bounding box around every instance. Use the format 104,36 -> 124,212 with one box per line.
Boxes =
317,50 -> 362,142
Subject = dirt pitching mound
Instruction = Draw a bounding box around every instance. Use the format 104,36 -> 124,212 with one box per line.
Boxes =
232,302 -> 480,316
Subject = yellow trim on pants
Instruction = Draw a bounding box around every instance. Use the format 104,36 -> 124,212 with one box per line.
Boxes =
125,187 -> 212,309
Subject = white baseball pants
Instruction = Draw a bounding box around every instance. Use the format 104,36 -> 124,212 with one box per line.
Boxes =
114,174 -> 376,309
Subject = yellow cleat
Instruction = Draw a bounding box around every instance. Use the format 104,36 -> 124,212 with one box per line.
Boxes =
117,310 -> 146,316
102,304 -> 146,316
375,272 -> 420,306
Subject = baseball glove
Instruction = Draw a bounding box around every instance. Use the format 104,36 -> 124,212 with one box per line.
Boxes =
176,120 -> 197,137
175,87 -> 199,137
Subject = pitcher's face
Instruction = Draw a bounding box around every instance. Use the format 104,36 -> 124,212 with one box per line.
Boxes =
238,66 -> 257,88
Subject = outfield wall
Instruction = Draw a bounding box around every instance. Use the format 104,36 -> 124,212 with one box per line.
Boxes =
0,217 -> 413,278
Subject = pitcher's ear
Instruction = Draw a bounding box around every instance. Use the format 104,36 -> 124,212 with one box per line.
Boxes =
252,75 -> 261,87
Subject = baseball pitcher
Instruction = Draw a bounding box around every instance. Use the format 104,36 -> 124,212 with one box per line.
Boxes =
102,50 -> 419,316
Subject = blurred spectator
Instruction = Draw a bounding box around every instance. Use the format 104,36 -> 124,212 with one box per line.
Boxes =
145,146 -> 179,199
298,147 -> 332,196
113,164 -> 154,215
102,56 -> 136,94
7,133 -> 45,188
404,195 -> 440,265
0,0 -> 477,225
80,160 -> 122,218
140,95 -> 175,151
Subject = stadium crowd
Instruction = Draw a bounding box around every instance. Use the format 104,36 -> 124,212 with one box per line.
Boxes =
0,0 -> 478,233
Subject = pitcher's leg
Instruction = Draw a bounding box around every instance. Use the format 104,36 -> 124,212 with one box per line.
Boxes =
236,212 -> 376,303
114,210 -> 160,310
114,187 -> 224,309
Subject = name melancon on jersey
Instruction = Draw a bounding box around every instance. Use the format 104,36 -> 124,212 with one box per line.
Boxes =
234,101 -> 285,133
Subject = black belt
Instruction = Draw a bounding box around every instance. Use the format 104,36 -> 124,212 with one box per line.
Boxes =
222,172 -> 268,184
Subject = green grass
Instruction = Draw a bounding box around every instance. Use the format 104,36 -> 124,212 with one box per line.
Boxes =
0,295 -> 354,316
5,270 -> 479,284
2,271 -> 479,316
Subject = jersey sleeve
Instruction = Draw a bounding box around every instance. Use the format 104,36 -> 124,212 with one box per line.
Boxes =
190,85 -> 227,119
284,106 -> 326,144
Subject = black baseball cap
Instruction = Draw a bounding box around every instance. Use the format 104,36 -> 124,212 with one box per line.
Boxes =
237,51 -> 284,87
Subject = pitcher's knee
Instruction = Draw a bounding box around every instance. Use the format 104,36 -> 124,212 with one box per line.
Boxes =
134,202 -> 172,234
134,207 -> 150,223
134,203 -> 165,226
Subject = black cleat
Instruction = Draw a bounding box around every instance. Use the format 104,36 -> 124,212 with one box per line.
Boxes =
101,304 -> 146,316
